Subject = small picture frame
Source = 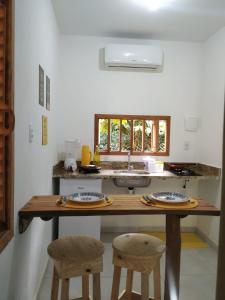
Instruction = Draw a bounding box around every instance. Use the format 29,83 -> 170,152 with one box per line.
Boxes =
42,115 -> 48,145
46,75 -> 50,111
39,65 -> 44,107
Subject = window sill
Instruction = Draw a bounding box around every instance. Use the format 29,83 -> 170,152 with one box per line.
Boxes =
99,152 -> 169,156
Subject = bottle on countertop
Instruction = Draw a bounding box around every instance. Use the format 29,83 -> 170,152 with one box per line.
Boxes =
93,145 -> 100,166
81,145 -> 92,166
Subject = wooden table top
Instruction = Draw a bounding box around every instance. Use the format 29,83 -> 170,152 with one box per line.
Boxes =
19,195 -> 220,218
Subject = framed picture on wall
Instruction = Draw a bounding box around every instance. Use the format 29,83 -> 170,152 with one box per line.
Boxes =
39,65 -> 44,106
42,115 -> 48,145
46,75 -> 50,111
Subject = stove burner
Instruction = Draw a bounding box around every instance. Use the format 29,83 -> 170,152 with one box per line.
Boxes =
170,168 -> 201,176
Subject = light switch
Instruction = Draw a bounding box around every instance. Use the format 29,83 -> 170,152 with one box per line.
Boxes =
184,116 -> 199,132
29,124 -> 34,143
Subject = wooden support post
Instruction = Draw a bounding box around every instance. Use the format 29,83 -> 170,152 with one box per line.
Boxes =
52,216 -> 59,240
164,215 -> 181,300
216,99 -> 225,300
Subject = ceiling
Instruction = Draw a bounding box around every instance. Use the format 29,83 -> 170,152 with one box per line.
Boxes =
52,0 -> 225,42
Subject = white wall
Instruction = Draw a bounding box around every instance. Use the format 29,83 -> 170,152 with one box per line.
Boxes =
57,36 -> 203,163
0,8 -> 222,298
196,27 -> 225,245
0,1 -> 60,299
57,35 -> 203,230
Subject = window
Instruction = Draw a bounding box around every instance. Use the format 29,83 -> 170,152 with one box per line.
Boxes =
94,114 -> 170,156
0,0 -> 14,253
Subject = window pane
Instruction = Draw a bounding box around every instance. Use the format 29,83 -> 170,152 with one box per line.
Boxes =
110,119 -> 120,151
98,119 -> 108,151
133,120 -> 143,152
158,120 -> 166,152
121,120 -> 131,152
144,120 -> 153,152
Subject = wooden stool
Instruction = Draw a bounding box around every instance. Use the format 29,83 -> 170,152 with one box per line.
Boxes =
111,233 -> 165,300
47,235 -> 105,300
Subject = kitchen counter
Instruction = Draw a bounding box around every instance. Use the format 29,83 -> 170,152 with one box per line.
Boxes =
53,161 -> 220,180
18,194 -> 220,300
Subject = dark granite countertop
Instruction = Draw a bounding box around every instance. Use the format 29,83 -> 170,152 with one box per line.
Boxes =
53,161 -> 220,180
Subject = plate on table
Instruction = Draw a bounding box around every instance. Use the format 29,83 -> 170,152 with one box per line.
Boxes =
67,192 -> 105,203
149,192 -> 189,203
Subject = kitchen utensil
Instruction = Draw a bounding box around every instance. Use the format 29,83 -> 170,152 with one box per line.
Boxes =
64,140 -> 80,171
78,165 -> 101,174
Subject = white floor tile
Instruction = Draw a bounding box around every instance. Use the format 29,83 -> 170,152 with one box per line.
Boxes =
37,233 -> 218,300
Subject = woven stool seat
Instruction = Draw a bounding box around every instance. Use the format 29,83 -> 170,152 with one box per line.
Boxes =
48,235 -> 104,263
113,233 -> 165,257
111,233 -> 165,300
47,235 -> 104,300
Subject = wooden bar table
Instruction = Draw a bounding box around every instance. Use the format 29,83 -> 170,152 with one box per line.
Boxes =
18,195 -> 220,300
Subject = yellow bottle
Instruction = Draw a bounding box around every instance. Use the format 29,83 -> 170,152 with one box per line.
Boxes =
93,145 -> 100,166
81,145 -> 92,166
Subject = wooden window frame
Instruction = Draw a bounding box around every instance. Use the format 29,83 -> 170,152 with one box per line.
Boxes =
0,0 -> 14,253
94,114 -> 170,156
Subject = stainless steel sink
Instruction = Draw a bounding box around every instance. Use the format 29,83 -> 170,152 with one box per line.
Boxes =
113,170 -> 150,175
113,169 -> 151,187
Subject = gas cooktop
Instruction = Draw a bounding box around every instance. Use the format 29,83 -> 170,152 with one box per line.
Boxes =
169,168 -> 202,176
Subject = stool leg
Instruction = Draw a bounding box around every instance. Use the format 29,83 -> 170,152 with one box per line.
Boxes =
61,278 -> 70,300
153,261 -> 161,300
82,274 -> 89,300
51,267 -> 59,300
141,273 -> 149,300
93,273 -> 101,300
111,266 -> 122,300
126,270 -> 133,300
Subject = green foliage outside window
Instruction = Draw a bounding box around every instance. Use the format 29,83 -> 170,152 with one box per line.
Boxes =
96,115 -> 169,155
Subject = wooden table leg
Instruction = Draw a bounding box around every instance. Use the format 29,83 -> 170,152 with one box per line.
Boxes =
164,215 -> 181,300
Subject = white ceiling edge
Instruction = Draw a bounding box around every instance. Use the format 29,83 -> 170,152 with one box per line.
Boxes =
51,0 -> 225,43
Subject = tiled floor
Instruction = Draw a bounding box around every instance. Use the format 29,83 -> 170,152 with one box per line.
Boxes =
37,233 -> 218,300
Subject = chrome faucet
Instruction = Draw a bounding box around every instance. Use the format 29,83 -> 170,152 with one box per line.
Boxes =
127,151 -> 133,171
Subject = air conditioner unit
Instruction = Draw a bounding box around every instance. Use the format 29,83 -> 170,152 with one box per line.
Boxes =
104,44 -> 163,69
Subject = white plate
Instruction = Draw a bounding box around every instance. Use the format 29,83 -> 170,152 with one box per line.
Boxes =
67,192 -> 105,203
149,192 -> 189,203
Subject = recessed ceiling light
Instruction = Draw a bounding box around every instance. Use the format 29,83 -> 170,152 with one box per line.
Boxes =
133,0 -> 174,12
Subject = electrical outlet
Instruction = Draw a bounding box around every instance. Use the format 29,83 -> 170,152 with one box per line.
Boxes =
184,141 -> 190,151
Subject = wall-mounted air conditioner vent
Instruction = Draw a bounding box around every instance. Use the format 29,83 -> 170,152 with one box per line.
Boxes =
104,44 -> 163,69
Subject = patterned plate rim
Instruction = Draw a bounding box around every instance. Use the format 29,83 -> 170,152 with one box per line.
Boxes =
149,192 -> 189,203
67,192 -> 105,203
